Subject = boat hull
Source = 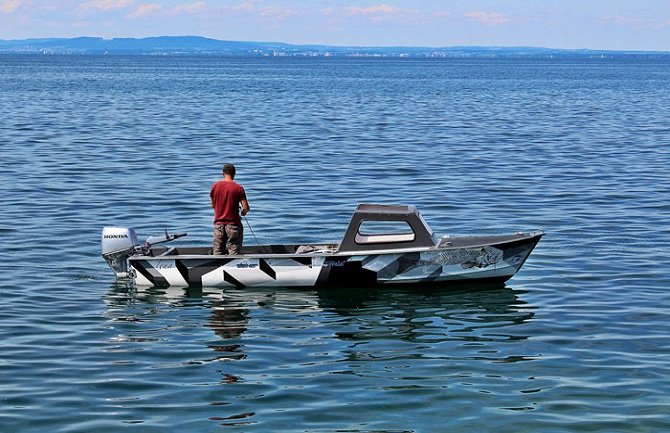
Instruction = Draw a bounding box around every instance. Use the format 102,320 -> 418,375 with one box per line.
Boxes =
128,232 -> 542,288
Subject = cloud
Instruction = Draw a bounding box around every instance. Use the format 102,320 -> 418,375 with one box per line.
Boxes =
228,1 -> 256,13
127,3 -> 161,18
465,11 -> 510,26
345,3 -> 428,23
1,0 -> 22,13
173,1 -> 206,15
321,4 -> 434,23
125,2 -> 206,19
432,11 -> 451,19
207,1 -> 299,20
259,6 -> 298,19
348,4 -> 401,17
79,0 -> 134,12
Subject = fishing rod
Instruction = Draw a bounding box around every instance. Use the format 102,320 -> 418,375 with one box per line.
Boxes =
243,214 -> 271,254
243,215 -> 261,245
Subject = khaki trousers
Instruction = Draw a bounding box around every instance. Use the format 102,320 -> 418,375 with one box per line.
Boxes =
213,223 -> 243,255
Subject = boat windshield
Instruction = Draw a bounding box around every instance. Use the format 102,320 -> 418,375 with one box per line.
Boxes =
355,220 -> 416,244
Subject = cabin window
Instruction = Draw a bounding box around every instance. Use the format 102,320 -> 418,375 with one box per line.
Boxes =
355,220 -> 416,244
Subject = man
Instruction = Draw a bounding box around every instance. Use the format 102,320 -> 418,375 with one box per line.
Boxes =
210,163 -> 250,255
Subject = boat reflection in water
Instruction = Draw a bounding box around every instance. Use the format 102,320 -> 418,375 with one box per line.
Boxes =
103,282 -> 539,426
104,281 -> 536,350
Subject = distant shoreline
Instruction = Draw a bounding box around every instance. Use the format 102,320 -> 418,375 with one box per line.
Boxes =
1,36 -> 669,59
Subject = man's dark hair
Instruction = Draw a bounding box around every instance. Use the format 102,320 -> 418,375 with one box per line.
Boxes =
222,163 -> 236,178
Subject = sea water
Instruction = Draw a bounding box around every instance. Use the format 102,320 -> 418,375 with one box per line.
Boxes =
1,55 -> 669,432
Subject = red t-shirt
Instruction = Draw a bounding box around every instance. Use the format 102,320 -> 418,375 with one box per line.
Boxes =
210,180 -> 247,225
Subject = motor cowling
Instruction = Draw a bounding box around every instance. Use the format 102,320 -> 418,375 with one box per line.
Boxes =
102,227 -> 139,278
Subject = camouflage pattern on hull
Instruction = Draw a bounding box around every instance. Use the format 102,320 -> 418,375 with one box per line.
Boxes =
129,234 -> 541,288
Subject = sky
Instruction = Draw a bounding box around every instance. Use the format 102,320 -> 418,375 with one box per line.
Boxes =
1,0 -> 669,51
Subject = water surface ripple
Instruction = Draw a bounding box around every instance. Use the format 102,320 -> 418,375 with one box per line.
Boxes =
1,56 -> 669,432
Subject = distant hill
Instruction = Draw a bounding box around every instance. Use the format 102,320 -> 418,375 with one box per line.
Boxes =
0,36 -> 287,55
0,36 -> 668,58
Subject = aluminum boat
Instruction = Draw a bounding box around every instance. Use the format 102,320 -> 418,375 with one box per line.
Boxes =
102,204 -> 543,288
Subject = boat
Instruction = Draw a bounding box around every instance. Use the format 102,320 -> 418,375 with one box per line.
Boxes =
102,204 -> 543,288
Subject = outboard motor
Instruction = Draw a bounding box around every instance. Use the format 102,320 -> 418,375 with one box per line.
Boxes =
102,227 -> 140,278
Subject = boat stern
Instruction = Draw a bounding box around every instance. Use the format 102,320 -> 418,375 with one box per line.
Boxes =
101,227 -> 140,278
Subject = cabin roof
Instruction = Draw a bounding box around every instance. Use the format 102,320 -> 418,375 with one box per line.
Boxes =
353,204 -> 418,217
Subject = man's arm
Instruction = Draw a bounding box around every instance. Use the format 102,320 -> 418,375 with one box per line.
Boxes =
240,199 -> 250,216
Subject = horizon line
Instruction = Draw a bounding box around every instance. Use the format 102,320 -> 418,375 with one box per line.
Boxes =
1,35 -> 669,54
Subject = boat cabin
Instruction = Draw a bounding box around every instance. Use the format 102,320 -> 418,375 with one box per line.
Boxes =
337,204 -> 438,252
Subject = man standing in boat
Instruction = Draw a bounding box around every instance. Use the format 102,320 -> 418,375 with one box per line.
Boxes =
210,163 -> 250,255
